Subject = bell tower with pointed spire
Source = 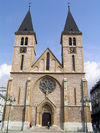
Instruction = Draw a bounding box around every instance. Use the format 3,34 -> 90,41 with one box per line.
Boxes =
61,5 -> 84,73
61,5 -> 92,132
12,7 -> 37,72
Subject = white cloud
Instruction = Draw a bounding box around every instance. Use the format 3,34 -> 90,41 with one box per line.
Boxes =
84,61 -> 100,94
0,64 -> 11,87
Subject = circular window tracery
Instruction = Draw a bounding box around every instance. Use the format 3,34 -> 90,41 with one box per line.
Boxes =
39,78 -> 56,94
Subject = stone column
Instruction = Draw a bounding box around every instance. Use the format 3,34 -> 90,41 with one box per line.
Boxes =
4,78 -> 13,121
25,77 -> 31,122
40,113 -> 42,126
82,78 -> 88,98
64,78 -> 68,106
53,112 -> 56,126
63,78 -> 68,126
7,77 -> 13,98
26,77 -> 31,105
82,78 -> 92,131
36,112 -> 40,126
82,78 -> 91,121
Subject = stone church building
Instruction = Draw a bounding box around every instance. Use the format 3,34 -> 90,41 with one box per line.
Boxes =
3,6 -> 92,132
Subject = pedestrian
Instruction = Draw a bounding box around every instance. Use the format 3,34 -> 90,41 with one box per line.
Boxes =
99,124 -> 100,133
47,121 -> 50,129
29,122 -> 32,128
94,124 -> 97,133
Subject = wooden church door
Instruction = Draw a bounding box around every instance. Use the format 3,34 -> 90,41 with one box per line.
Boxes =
42,113 -> 51,126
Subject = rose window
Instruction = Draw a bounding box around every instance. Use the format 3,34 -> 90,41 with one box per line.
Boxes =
39,78 -> 56,94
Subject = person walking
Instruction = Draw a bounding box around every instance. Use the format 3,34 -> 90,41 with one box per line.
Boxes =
47,121 -> 50,129
94,124 -> 97,133
99,124 -> 100,133
29,122 -> 32,128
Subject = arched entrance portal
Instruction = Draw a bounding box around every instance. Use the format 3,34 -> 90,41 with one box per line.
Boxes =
36,98 -> 57,127
42,104 -> 51,126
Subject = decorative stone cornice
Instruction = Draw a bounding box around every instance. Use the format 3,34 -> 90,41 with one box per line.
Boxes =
10,72 -> 85,74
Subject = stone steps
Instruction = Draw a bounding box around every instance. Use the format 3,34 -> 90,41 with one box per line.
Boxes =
26,126 -> 64,132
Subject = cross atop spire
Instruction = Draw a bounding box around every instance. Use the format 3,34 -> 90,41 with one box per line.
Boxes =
29,2 -> 31,10
68,2 -> 70,11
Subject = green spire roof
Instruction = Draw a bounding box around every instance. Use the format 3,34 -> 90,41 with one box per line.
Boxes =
62,8 -> 82,34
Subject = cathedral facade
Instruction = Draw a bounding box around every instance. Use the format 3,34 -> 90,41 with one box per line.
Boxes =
3,6 -> 92,131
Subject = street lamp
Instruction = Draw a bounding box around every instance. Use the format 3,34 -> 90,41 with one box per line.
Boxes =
5,96 -> 16,133
80,97 -> 91,133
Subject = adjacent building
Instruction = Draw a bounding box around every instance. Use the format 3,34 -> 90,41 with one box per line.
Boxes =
0,87 -> 7,121
90,80 -> 100,127
3,6 -> 92,132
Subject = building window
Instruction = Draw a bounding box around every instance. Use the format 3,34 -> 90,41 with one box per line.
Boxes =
72,55 -> 75,71
46,52 -> 50,70
21,37 -> 24,45
73,37 -> 76,46
69,37 -> 72,46
74,88 -> 77,105
20,55 -> 24,70
25,37 -> 28,45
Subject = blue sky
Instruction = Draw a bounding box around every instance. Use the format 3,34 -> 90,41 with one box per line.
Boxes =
0,0 -> 100,93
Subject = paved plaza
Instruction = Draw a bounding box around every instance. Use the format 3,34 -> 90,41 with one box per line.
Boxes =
0,131 -> 94,133
0,126 -> 94,133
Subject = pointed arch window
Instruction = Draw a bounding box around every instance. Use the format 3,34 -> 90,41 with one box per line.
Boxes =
72,55 -> 75,71
20,55 -> 24,70
21,37 -> 24,45
69,37 -> 72,46
25,37 -> 28,45
46,52 -> 50,70
73,37 -> 76,46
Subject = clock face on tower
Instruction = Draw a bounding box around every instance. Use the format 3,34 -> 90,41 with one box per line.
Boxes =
70,47 -> 76,53
20,47 -> 27,53
39,78 -> 56,94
